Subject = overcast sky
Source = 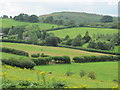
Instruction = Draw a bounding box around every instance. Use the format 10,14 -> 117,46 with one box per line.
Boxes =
0,0 -> 119,17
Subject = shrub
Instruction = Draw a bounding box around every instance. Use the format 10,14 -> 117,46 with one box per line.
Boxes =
88,72 -> 96,80
18,80 -> 31,86
62,56 -> 71,64
65,71 -> 73,76
41,53 -> 49,57
31,53 -> 40,58
80,70 -> 86,78
52,80 -> 67,88
52,56 -> 71,64
2,47 -> 29,57
32,57 -> 52,65
2,79 -> 16,88
2,58 -> 36,69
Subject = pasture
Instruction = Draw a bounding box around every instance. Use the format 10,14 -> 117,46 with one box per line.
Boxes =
2,18 -> 62,30
1,52 -> 29,59
49,27 -> 118,38
2,42 -> 109,58
2,61 -> 118,88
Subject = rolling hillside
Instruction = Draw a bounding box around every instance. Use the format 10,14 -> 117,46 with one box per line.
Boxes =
2,18 -> 62,29
39,12 -> 118,24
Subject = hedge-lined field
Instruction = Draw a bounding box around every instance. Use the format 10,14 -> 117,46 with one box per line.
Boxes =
2,18 -> 62,30
35,62 -> 118,82
2,62 -> 118,88
1,52 -> 29,59
2,42 -> 109,58
48,27 -> 118,38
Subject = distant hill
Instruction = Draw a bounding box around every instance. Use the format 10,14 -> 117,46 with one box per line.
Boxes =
39,11 -> 117,25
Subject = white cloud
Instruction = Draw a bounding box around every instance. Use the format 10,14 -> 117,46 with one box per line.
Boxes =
0,0 -> 118,16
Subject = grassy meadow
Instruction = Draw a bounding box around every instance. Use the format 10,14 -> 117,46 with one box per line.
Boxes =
2,42 -> 109,58
2,62 -> 118,88
1,52 -> 29,59
49,27 -> 118,38
2,18 -> 62,30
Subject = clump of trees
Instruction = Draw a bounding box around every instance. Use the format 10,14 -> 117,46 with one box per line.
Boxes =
13,13 -> 39,23
62,31 -> 91,46
2,25 -> 61,46
101,16 -> 113,23
45,35 -> 60,46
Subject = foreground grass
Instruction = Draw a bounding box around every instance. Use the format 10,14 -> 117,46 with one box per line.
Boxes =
35,62 -> 118,82
2,42 -> 109,58
49,27 -> 118,38
2,18 -> 62,30
1,62 -> 118,88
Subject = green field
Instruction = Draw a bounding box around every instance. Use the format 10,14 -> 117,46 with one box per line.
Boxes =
49,27 -> 118,38
113,46 -> 120,53
35,62 -> 118,82
2,18 -> 62,30
1,52 -> 29,59
2,62 -> 118,88
2,42 -> 109,58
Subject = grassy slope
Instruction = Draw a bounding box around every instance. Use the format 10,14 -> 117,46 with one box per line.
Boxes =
2,42 -> 109,58
2,62 -> 118,88
2,18 -> 62,30
1,52 -> 29,59
35,62 -> 118,82
39,12 -> 117,24
49,27 -> 118,38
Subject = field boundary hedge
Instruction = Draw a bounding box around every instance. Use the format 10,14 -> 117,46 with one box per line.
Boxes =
45,25 -> 117,32
1,47 -> 29,57
1,39 -> 120,55
73,55 -> 119,63
2,58 -> 36,69
57,45 -> 120,55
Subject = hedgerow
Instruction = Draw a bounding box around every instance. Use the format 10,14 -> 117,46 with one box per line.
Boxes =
2,47 -> 29,57
73,55 -> 118,63
32,57 -> 52,65
51,56 -> 71,64
2,58 -> 36,69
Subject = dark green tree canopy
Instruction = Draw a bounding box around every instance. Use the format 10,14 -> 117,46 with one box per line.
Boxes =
13,13 -> 39,23
3,15 -> 8,18
101,16 -> 113,23
45,35 -> 60,46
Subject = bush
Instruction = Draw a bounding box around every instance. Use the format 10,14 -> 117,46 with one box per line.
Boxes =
52,80 -> 67,88
51,56 -> 71,64
80,70 -> 86,78
2,58 -> 36,69
32,57 -> 52,65
65,71 -> 73,76
2,47 -> 29,57
31,53 -> 40,58
73,55 -> 118,63
88,72 -> 96,80
41,53 -> 49,57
